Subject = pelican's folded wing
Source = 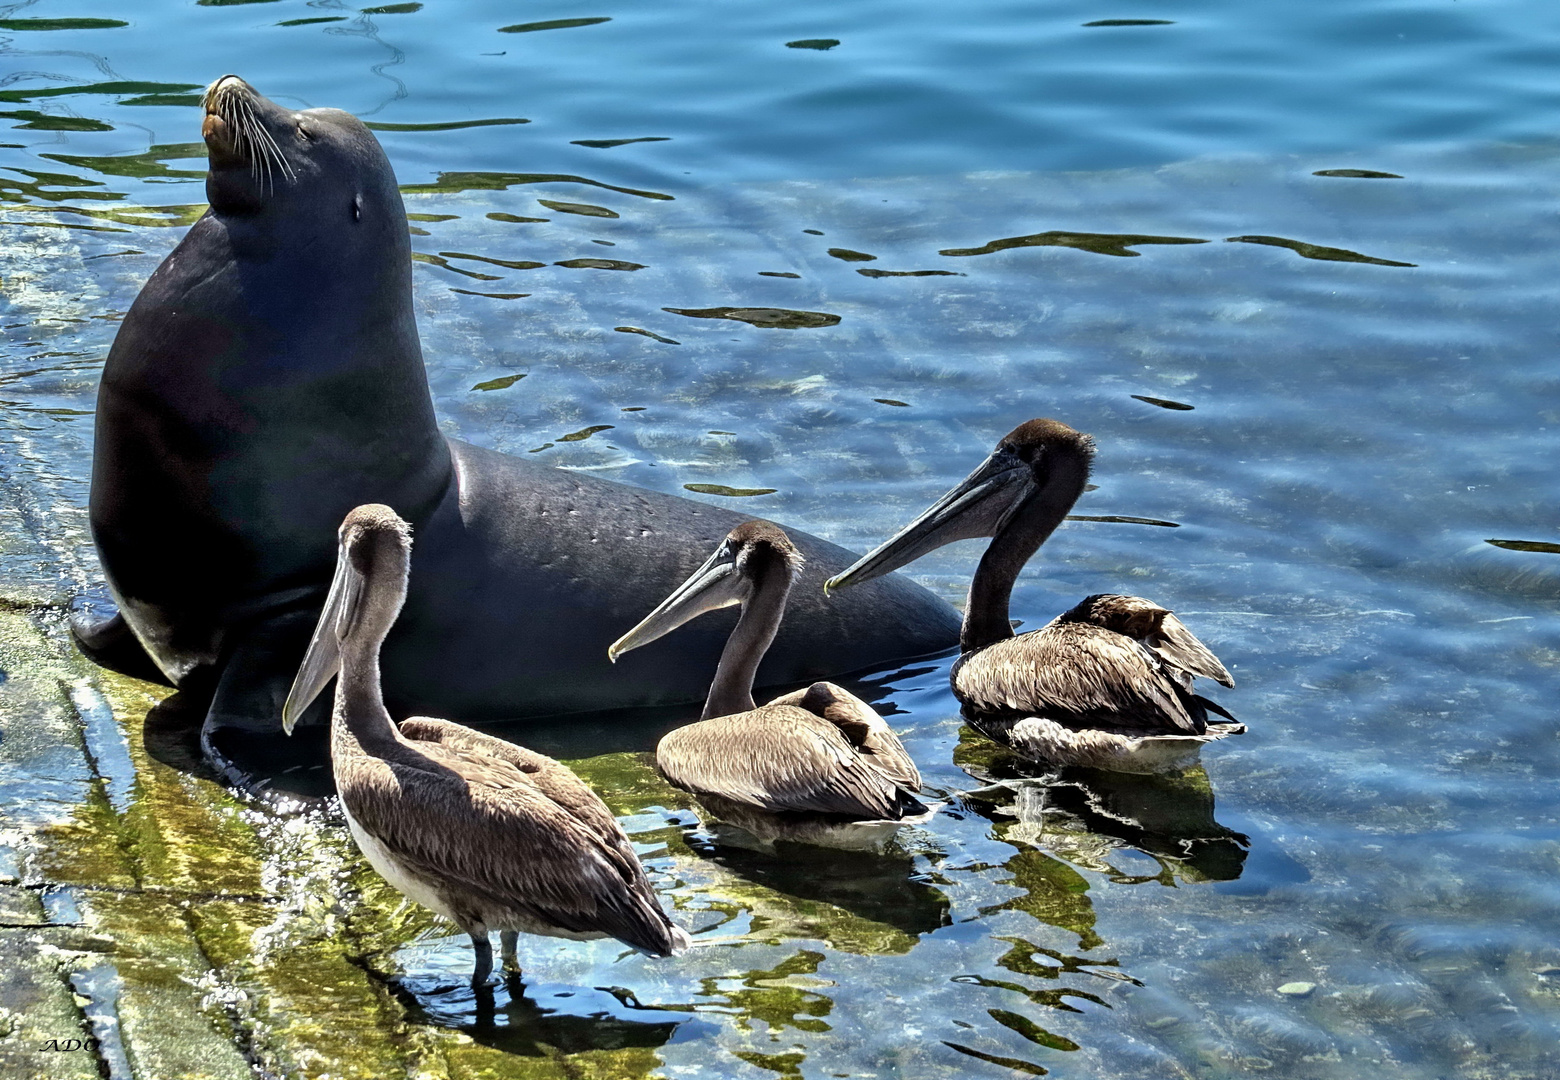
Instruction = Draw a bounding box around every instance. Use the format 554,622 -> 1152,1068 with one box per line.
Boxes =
656,706 -> 923,819
399,716 -> 634,860
343,745 -> 686,957
954,624 -> 1203,735
1151,613 -> 1236,688
769,682 -> 922,792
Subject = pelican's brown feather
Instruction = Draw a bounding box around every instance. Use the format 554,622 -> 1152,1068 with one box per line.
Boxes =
1150,612 -> 1235,688
1057,594 -> 1234,689
655,704 -> 924,819
763,681 -> 922,791
398,717 -> 638,865
339,739 -> 683,956
952,622 -> 1204,735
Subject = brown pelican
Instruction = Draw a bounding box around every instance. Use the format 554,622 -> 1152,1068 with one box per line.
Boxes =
824,419 -> 1241,769
282,504 -> 689,985
608,521 -> 927,825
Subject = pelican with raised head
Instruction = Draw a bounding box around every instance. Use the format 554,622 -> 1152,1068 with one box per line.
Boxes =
609,521 -> 927,828
825,419 -> 1241,770
284,504 -> 689,985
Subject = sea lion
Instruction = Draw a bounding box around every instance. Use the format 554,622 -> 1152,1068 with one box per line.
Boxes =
77,76 -> 958,773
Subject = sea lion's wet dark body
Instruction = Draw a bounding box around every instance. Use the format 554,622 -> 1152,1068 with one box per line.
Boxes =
79,78 -> 957,763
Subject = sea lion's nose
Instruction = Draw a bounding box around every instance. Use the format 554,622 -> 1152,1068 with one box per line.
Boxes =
202,111 -> 240,163
205,74 -> 250,107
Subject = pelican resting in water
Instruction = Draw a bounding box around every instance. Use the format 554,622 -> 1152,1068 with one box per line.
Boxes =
825,419 -> 1242,770
608,521 -> 928,828
283,504 -> 689,985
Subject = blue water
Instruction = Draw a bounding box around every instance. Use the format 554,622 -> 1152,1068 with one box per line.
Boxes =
3,1 -> 1560,1077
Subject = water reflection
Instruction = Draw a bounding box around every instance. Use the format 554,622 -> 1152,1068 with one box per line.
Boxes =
399,172 -> 672,200
957,728 -> 1249,885
939,230 -> 1207,258
1225,233 -> 1416,267
662,306 -> 842,329
388,973 -> 690,1058
687,822 -> 951,943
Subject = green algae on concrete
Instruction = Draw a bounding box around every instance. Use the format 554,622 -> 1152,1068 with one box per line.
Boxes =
0,609 -> 254,1079
0,927 -> 104,1080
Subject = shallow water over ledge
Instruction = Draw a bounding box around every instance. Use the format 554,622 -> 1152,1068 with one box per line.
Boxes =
1,137 -> 1559,1078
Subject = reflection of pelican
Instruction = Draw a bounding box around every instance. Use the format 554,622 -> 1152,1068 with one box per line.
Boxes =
957,729 -> 1249,883
283,505 -> 689,985
693,836 -> 952,943
384,974 -> 687,1059
826,419 -> 1241,769
610,521 -> 926,822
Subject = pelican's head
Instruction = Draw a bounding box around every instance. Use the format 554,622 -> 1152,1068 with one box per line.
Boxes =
281,504 -> 412,733
608,520 -> 804,662
824,418 -> 1095,593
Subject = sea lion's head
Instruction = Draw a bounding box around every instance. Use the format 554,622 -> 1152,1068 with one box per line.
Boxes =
202,75 -> 403,235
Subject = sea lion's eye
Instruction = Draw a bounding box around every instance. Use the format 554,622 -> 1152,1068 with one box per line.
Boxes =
297,122 -> 314,141
351,195 -> 363,223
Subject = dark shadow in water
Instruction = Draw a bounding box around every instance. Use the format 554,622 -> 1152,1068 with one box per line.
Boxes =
682,482 -> 777,497
1041,769 -> 1250,883
1225,234 -> 1416,267
555,258 -> 645,271
663,306 -> 841,329
1485,538 -> 1560,554
1065,513 -> 1179,527
365,118 -> 529,132
572,136 -> 671,149
499,16 -> 612,34
1131,394 -> 1193,410
399,172 -> 672,201
385,972 -> 693,1057
615,325 -> 680,344
138,689 -> 215,778
940,230 -> 1207,258
1313,168 -> 1403,179
688,830 -> 953,940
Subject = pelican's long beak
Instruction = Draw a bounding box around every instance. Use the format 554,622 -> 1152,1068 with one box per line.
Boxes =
281,548 -> 363,734
609,542 -> 746,662
824,449 -> 1033,593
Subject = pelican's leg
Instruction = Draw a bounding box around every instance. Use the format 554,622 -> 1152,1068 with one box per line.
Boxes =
500,930 -> 522,974
468,925 -> 494,986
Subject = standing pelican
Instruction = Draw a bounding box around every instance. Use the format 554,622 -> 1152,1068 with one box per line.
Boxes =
608,521 -> 926,823
283,504 -> 689,985
825,419 -> 1240,768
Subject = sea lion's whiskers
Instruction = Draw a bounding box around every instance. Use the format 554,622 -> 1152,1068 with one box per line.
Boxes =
233,98 -> 271,191
236,100 -> 268,190
252,112 -> 295,184
241,97 -> 295,190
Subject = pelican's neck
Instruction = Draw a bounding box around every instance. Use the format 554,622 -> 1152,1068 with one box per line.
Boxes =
702,559 -> 793,720
962,451 -> 1091,653
334,634 -> 404,755
331,553 -> 410,756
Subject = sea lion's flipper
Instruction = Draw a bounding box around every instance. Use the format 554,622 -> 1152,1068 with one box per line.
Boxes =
199,611 -> 330,793
69,604 -> 173,687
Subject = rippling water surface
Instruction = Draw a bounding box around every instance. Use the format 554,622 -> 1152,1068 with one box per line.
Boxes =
2,2 -> 1558,1078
